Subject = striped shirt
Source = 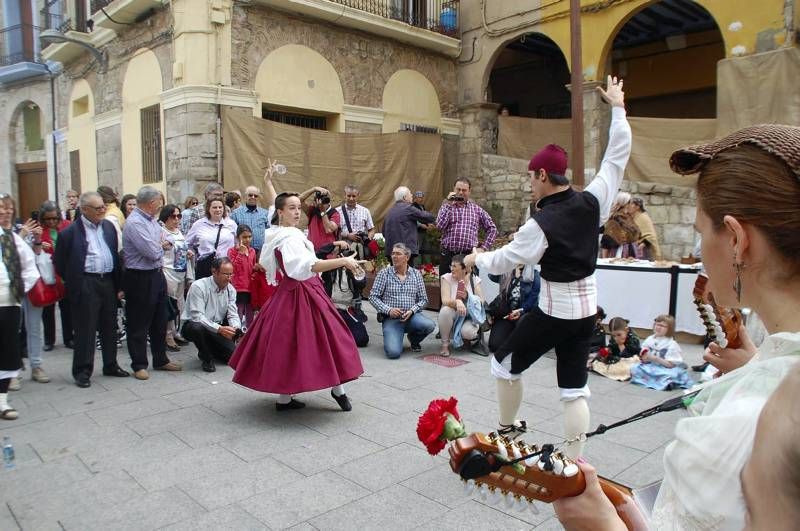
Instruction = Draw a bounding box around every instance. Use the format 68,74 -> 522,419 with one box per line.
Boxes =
368,266 -> 428,315
436,201 -> 497,252
81,216 -> 115,273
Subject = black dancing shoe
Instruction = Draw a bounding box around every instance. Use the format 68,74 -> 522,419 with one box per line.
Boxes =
331,390 -> 352,412
275,398 -> 306,411
201,360 -> 216,373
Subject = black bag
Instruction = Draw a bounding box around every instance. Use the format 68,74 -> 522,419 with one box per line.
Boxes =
338,307 -> 369,347
194,224 -> 223,280
486,294 -> 511,320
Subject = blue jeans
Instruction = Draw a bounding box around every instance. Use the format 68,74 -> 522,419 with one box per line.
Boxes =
381,312 -> 435,359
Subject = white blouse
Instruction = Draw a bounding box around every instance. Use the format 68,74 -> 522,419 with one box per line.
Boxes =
185,217 -> 237,258
0,232 -> 40,307
259,227 -> 318,284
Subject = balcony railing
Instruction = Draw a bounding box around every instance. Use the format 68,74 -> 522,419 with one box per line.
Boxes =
329,0 -> 459,37
0,24 -> 40,66
41,0 -> 89,35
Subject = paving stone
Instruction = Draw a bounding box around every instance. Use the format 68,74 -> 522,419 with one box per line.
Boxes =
162,380 -> 245,408
580,436 -> 649,478
86,397 -> 180,426
417,499 -> 536,530
0,502 -> 20,531
272,431 -> 384,476
333,443 -> 440,492
179,455 -> 303,510
310,484 -> 448,530
59,486 -> 204,530
346,411 -> 427,448
49,387 -> 141,416
127,404 -> 222,437
80,431 -> 191,473
170,413 -> 264,448
0,399 -> 60,427
614,444 -> 668,488
400,462 -> 475,509
0,455 -> 93,501
125,444 -> 244,491
161,505 -> 269,531
290,400 -> 396,437
240,470 -> 369,529
7,469 -> 145,529
220,421 -> 327,462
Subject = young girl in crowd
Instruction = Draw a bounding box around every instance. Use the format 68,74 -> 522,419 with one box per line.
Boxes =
590,316 -> 641,381
228,224 -> 256,328
229,182 -> 363,412
629,314 -> 693,390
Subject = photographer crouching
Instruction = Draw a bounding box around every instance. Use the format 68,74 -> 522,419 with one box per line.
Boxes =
336,185 -> 377,303
299,185 -> 349,296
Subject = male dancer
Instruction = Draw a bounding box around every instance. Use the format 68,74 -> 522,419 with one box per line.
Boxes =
464,76 -> 630,458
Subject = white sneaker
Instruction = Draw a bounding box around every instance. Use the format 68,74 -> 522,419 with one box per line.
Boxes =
8,377 -> 21,391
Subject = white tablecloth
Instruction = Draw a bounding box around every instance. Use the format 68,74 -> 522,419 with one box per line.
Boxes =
479,260 -> 707,336
595,259 -> 706,335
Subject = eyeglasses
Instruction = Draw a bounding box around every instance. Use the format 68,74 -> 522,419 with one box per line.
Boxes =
190,201 -> 198,206
84,204 -> 107,211
247,193 -> 260,198
170,214 -> 182,219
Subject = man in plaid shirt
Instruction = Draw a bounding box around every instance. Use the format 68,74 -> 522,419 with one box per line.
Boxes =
368,243 -> 435,359
436,178 -> 497,276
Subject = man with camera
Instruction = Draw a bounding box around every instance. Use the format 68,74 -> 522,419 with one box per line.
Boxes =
180,257 -> 242,372
436,178 -> 497,276
336,185 -> 375,302
299,185 -> 344,296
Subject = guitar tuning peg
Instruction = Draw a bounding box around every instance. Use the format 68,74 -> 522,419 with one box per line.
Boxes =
463,479 -> 476,495
527,498 -> 540,515
552,458 -> 565,475
563,463 -> 579,477
514,495 -> 528,512
524,455 -> 538,467
504,491 -> 516,509
496,442 -> 509,459
488,487 -> 502,505
479,484 -> 489,500
511,443 -> 523,460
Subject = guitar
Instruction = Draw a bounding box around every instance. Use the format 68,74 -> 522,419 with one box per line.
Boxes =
692,273 -> 743,349
448,431 -> 648,530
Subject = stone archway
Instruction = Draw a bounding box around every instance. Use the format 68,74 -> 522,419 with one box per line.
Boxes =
602,0 -> 724,118
7,100 -> 49,215
485,32 -> 571,119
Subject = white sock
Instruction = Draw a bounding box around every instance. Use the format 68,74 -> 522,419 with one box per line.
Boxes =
496,378 -> 523,426
0,393 -> 8,411
277,394 -> 292,405
563,397 -> 590,459
331,384 -> 345,397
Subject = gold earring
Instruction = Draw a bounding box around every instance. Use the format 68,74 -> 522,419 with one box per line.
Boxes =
733,258 -> 746,303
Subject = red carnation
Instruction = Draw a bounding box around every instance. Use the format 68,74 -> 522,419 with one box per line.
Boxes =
598,347 -> 609,358
416,397 -> 466,455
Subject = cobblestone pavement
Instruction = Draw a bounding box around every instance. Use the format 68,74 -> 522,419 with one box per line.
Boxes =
0,301 -> 704,530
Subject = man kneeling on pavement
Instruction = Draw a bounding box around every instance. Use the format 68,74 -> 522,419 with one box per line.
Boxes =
181,257 -> 242,372
368,243 -> 435,358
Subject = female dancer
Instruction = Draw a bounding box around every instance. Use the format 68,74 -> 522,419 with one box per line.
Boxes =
229,191 -> 363,411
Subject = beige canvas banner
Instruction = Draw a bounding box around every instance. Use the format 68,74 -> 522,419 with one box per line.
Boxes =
717,47 -> 800,136
497,116 -> 572,161
221,107 -> 443,228
626,117 -> 717,187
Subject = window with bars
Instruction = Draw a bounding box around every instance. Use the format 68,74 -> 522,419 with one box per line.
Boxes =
399,123 -> 439,134
140,104 -> 163,183
262,107 -> 327,130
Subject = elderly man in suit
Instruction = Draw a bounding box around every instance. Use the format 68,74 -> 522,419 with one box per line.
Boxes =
54,191 -> 128,388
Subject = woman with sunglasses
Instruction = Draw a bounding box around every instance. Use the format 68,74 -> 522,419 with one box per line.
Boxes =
39,201 -> 73,354
230,167 -> 364,412
159,204 -> 191,351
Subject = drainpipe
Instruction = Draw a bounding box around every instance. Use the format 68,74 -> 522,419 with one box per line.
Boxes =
44,62 -> 59,202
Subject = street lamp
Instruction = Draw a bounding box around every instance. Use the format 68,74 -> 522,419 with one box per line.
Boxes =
39,29 -> 107,71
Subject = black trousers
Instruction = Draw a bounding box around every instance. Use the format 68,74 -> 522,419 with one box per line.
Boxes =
321,270 -> 336,297
0,306 -> 22,372
71,275 -> 119,378
124,269 -> 169,371
488,318 -> 518,353
494,306 -> 595,389
181,321 -> 235,363
42,297 -> 73,346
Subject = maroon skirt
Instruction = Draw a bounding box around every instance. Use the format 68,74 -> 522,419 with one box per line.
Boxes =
229,273 -> 363,395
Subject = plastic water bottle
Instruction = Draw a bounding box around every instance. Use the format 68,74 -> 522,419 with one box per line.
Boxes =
273,163 -> 287,175
3,436 -> 15,470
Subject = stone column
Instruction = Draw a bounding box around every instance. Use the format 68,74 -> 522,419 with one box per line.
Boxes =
164,103 -> 219,203
457,102 -> 500,203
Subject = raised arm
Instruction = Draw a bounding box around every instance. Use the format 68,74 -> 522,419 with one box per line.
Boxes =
585,76 -> 632,226
468,218 -> 548,275
263,166 -> 278,207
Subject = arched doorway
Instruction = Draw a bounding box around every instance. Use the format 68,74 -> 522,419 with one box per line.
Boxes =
487,33 -> 571,119
606,0 -> 724,118
9,100 -> 48,218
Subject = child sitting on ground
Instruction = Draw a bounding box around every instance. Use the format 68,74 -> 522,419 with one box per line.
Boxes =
588,306 -> 608,354
630,314 -> 693,390
590,316 -> 641,381
227,224 -> 256,328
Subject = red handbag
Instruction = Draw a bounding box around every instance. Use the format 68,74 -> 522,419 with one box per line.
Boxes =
28,276 -> 66,307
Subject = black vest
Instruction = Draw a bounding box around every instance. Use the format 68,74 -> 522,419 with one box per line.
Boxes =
533,188 -> 600,283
